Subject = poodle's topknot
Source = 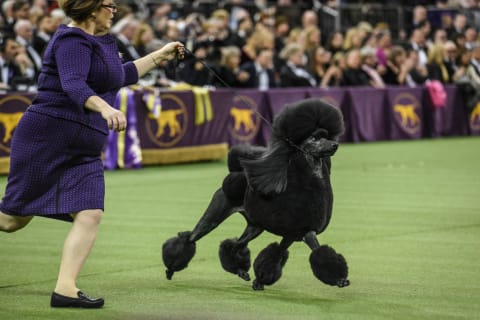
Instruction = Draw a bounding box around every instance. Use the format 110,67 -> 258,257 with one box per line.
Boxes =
271,98 -> 344,145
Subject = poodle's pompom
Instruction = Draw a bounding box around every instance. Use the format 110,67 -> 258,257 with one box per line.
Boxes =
221,172 -> 247,204
162,231 -> 196,280
219,238 -> 251,281
271,98 -> 344,146
309,245 -> 349,287
253,242 -> 289,290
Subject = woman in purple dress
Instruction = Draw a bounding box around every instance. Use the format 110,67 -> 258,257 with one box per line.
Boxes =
0,0 -> 184,309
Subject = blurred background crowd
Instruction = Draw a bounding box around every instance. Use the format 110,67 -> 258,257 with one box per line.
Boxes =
0,0 -> 479,92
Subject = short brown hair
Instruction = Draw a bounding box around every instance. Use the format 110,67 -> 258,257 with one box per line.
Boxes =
59,0 -> 103,23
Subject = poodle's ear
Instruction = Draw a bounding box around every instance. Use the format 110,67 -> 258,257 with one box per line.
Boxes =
240,141 -> 290,195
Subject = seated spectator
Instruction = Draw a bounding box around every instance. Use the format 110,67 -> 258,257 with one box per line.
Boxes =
383,46 -> 414,85
176,43 -> 213,87
320,51 -> 345,87
238,47 -> 276,90
426,44 -> 452,83
240,26 -> 274,65
467,42 -> 480,90
343,27 -> 367,51
360,47 -> 386,88
279,43 -> 316,87
464,27 -> 478,50
405,49 -> 428,86
375,30 -> 392,68
302,25 -> 322,54
195,17 -> 230,65
307,46 -> 331,85
0,35 -> 31,90
405,27 -> 429,67
33,13 -> 56,57
113,17 -> 141,62
14,19 -> 42,79
3,0 -> 30,35
432,28 -> 448,46
341,49 -> 371,86
443,40 -> 458,74
233,14 -> 254,48
452,49 -> 471,83
132,22 -> 155,58
213,46 -> 249,88
325,31 -> 345,55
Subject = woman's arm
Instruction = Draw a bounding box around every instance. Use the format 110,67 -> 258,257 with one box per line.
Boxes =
133,41 -> 184,78
84,95 -> 126,131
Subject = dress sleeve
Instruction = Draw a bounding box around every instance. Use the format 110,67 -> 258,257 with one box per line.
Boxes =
122,61 -> 139,86
54,33 -> 97,108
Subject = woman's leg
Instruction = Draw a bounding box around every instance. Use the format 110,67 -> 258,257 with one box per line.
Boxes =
54,209 -> 103,297
0,212 -> 33,232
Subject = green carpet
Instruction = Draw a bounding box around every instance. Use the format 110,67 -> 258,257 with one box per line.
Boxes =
1,137 -> 479,320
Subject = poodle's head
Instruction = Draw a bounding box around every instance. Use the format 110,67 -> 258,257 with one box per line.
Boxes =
240,98 -> 344,195
270,98 -> 344,158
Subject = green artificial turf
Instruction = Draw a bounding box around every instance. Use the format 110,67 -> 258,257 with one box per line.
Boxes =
1,137 -> 479,320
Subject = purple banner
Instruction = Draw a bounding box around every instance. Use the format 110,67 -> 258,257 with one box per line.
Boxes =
228,89 -> 269,146
104,87 -> 142,170
136,89 -> 231,149
428,85 -> 470,137
347,87 -> 388,142
0,94 -> 33,157
387,86 -> 424,140
468,101 -> 480,136
266,88 -> 310,115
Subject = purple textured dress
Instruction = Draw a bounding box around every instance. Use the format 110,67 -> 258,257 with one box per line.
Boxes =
0,24 -> 138,221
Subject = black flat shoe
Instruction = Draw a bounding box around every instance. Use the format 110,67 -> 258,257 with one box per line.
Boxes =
50,291 -> 104,308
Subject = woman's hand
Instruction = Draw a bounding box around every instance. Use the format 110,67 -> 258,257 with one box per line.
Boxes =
157,41 -> 185,62
101,106 -> 127,132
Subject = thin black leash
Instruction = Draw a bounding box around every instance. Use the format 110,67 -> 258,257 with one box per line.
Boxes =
176,47 -> 273,126
174,48 -> 308,154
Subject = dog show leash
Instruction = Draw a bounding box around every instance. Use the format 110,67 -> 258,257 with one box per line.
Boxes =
174,48 -> 310,156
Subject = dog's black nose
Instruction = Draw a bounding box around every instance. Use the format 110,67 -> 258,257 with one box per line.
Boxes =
331,142 -> 339,150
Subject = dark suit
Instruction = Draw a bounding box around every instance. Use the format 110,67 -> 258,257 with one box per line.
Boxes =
0,62 -> 26,88
239,61 -> 276,89
279,64 -> 315,88
341,68 -> 371,86
115,36 -> 141,62
32,31 -> 51,57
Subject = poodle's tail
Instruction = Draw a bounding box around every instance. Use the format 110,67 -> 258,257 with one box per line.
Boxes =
227,144 -> 266,172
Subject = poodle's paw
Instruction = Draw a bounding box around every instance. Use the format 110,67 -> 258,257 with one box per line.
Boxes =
162,231 -> 196,279
336,278 -> 350,288
252,279 -> 265,291
251,242 -> 289,289
309,245 -> 348,287
219,239 -> 251,278
237,270 -> 251,281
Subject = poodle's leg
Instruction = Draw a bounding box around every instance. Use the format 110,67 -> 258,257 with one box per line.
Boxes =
252,237 -> 294,291
219,224 -> 263,281
304,231 -> 350,288
162,188 -> 240,280
189,188 -> 242,242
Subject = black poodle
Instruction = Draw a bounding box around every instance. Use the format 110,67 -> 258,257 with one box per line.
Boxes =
162,98 -> 349,290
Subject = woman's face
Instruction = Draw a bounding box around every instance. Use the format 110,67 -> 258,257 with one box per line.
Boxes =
141,28 -> 154,44
227,54 -> 240,68
315,47 -> 331,64
95,1 -> 117,34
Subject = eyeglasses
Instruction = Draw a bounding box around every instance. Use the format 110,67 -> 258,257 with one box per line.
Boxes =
101,4 -> 117,12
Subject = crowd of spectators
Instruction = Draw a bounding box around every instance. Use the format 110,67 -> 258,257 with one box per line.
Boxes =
0,0 -> 479,94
